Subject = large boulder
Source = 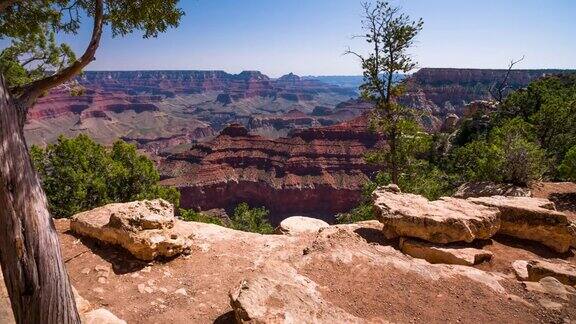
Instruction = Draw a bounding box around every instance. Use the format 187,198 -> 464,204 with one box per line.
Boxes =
229,262 -> 362,323
468,196 -> 576,253
399,238 -> 493,266
372,186 -> 501,243
453,182 -> 531,199
276,216 -> 329,235
71,199 -> 192,260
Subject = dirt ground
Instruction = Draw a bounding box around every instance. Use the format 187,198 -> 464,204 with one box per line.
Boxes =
46,182 -> 576,323
57,230 -> 576,323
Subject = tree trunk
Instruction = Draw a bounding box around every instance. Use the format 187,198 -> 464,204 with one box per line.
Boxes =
0,75 -> 80,323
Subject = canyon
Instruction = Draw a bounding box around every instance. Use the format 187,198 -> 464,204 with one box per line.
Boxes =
25,68 -> 575,219
25,70 -> 358,147
159,117 -> 383,222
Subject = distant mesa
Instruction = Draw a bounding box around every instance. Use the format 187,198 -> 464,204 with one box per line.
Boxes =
277,73 -> 301,82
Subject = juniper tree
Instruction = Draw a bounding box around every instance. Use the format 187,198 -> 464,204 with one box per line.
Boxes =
347,1 -> 423,184
0,1 -> 183,322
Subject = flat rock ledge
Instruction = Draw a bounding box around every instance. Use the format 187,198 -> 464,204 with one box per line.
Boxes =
468,196 -> 576,253
71,199 -> 192,261
372,185 -> 501,244
276,216 -> 329,235
399,238 -> 493,266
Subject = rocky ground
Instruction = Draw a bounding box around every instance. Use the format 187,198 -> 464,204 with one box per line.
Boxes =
1,182 -> 575,323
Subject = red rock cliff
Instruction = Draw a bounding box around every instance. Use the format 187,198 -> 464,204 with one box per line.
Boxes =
159,117 -> 384,222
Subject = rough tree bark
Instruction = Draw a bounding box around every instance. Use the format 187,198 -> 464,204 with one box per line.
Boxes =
0,0 -> 104,321
0,74 -> 80,323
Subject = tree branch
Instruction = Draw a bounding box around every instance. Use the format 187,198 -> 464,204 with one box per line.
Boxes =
15,0 -> 104,112
490,55 -> 525,103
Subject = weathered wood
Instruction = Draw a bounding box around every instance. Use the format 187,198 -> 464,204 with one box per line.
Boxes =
0,74 -> 80,323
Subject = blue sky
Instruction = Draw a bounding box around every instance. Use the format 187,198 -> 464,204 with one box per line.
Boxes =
9,0 -> 576,76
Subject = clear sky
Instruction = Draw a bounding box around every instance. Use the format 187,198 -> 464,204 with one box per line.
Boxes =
20,0 -> 576,76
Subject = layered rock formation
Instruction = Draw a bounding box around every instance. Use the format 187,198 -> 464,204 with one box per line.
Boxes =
160,116 -> 384,221
25,71 -> 358,148
400,68 -> 575,118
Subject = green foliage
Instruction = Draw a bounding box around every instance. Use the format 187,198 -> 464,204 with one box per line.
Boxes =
449,118 -> 548,186
337,165 -> 454,224
499,74 -> 576,167
0,30 -> 76,87
558,145 -> 576,181
230,203 -> 274,234
179,209 -> 223,226
30,134 -> 179,218
350,1 -> 424,184
0,1 -> 184,88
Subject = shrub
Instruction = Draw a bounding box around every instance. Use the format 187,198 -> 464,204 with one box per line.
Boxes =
449,118 -> 548,186
179,209 -> 223,226
558,145 -> 576,181
30,134 -> 179,218
230,203 -> 274,234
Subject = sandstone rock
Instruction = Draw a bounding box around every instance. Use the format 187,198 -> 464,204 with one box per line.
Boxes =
523,277 -> 575,301
538,298 -> 563,310
526,260 -> 576,286
71,199 -> 192,261
512,260 -> 529,281
453,182 -> 531,199
72,286 -> 92,314
372,187 -> 501,243
276,216 -> 329,235
174,288 -> 188,296
229,262 -> 362,323
82,308 -> 127,324
399,238 -> 493,266
468,196 -> 576,253
0,271 -> 14,324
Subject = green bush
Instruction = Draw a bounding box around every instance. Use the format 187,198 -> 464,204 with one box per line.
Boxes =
230,203 -> 274,234
558,145 -> 576,181
449,118 -> 548,186
30,134 -> 180,218
179,209 -> 224,226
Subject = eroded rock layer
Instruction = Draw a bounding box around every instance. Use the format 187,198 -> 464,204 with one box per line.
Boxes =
160,117 -> 384,221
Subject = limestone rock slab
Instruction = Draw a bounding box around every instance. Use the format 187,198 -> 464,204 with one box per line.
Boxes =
71,199 -> 192,261
468,196 -> 576,253
372,186 -> 501,243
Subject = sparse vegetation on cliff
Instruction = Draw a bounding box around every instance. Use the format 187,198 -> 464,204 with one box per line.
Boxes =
230,203 -> 274,234
179,209 -> 224,226
31,135 -> 179,218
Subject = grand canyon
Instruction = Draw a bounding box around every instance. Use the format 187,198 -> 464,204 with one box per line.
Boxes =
2,1 -> 576,323
25,68 -> 574,220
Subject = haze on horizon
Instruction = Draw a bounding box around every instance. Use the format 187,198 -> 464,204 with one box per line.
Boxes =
15,0 -> 576,77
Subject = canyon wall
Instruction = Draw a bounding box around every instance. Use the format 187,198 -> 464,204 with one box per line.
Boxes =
159,118 -> 384,222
